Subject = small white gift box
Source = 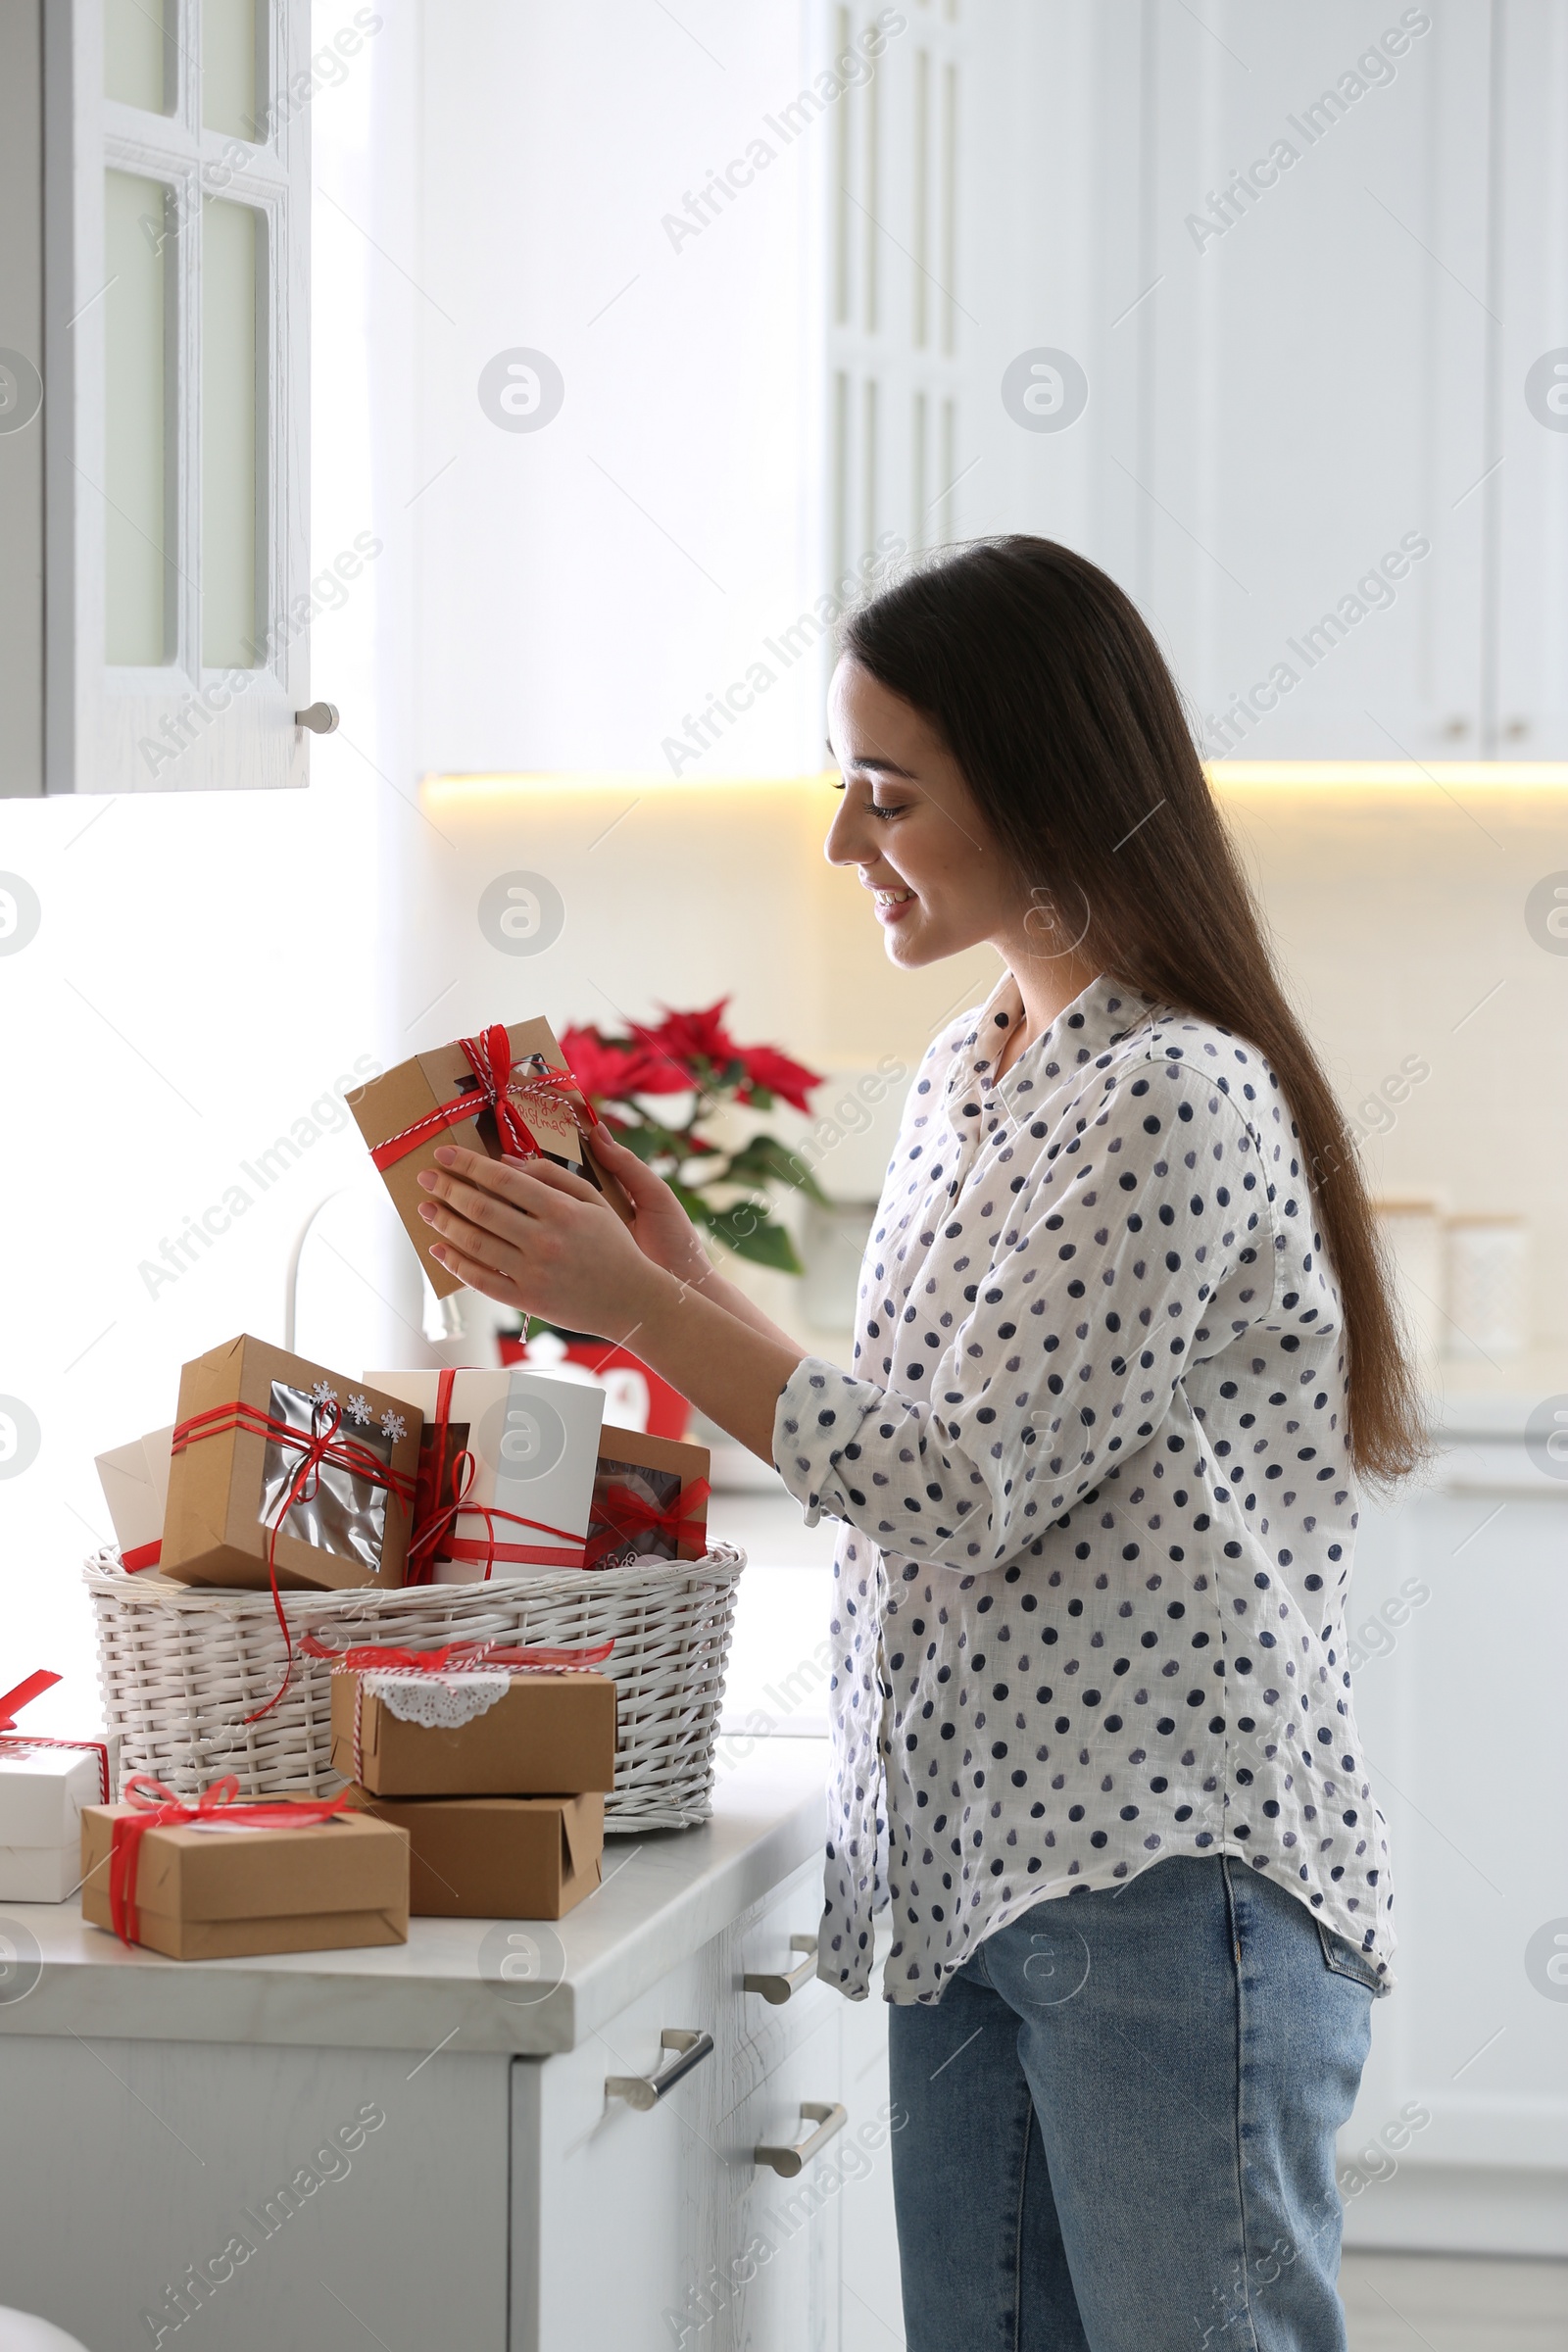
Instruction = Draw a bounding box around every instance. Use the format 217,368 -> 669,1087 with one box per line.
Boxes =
368,1366 -> 605,1583
0,1732 -> 122,1903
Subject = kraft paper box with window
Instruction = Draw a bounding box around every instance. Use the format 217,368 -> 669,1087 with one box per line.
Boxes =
349,1789 -> 603,1921
79,1802 -> 411,1960
348,1015 -> 632,1300
331,1669 -> 617,1796
367,1365 -> 605,1583
160,1335 -> 423,1592
586,1423 -> 710,1567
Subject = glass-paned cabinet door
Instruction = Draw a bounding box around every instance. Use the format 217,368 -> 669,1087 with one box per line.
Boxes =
39,0 -> 311,792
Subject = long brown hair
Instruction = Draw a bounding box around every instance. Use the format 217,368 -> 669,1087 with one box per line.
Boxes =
843,535 -> 1423,1485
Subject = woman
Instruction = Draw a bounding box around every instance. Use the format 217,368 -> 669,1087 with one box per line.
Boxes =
416,537 -> 1421,2351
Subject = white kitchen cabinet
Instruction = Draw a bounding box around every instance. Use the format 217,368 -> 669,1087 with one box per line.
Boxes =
1340,1415 -> 1568,2255
0,2033 -> 514,2349
722,2009 -> 849,2351
837,1940 -> 906,2352
516,1855 -> 882,2351
1491,3 -> 1568,758
518,1939 -> 731,2350
0,1740 -> 909,2351
965,1 -> 1568,760
1,0 -> 320,796
384,3 -> 1567,777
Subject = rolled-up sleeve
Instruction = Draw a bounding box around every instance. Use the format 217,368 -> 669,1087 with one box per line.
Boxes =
772,1058 -> 1277,1569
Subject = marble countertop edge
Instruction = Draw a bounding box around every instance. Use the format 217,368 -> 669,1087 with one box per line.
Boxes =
0,1740 -> 831,2059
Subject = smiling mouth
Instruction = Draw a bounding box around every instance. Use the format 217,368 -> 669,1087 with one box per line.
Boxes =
871,883 -> 917,925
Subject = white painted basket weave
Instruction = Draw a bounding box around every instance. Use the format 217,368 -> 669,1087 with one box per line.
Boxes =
84,1544 -> 746,1833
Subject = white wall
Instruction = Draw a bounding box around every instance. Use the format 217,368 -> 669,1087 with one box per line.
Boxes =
1224,781 -> 1568,1337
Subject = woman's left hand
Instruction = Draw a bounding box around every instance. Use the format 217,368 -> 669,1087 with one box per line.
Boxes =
416,1145 -> 659,1336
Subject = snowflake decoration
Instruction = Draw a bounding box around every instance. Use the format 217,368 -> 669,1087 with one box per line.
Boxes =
310,1380 -> 339,1409
344,1393 -> 371,1427
380,1409 -> 407,1443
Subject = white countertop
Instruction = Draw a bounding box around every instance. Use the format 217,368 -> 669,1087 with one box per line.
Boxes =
0,1737 -> 831,2059
1428,1348 -> 1568,1441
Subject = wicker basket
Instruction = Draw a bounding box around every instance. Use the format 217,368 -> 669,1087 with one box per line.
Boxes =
85,1544 -> 746,1833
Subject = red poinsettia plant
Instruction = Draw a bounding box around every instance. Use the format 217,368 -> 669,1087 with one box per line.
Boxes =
562,998 -> 828,1273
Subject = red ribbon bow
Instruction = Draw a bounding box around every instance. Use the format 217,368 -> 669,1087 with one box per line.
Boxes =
0,1670 -> 60,1732
0,1669 -> 112,1804
369,1027 -> 591,1174
584,1479 -> 711,1569
106,1773 -> 350,1947
170,1396 -> 416,1724
409,1453 -> 589,1579
405,1368 -> 588,1582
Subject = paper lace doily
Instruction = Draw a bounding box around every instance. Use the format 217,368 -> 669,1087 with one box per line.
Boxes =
363,1671 -> 511,1729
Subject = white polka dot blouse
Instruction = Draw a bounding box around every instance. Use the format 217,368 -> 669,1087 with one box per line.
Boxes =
772,974 -> 1395,2005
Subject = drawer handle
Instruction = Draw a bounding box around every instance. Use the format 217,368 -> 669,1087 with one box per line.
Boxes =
755,2100 -> 848,2178
744,1935 -> 819,2005
606,2028 -> 714,2111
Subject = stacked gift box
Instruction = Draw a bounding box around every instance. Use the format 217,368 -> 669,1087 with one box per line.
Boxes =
20,1008 -> 713,1960
78,1786 -> 413,1961
71,1344 -> 710,1952
332,1651 -> 618,1919
92,1348 -> 709,1603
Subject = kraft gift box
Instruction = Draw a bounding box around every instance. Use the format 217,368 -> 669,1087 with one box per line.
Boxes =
160,1335 -> 423,1592
367,1365 -> 605,1582
347,1015 -> 631,1299
0,1733 -> 121,1902
349,1790 -> 603,1921
95,1425 -> 174,1572
79,1801 -> 411,1960
587,1423 -> 710,1567
330,1669 -> 617,1796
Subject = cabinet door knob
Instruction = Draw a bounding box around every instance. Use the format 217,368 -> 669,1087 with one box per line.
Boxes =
606,2027 -> 714,2111
755,2100 -> 848,2178
294,701 -> 340,733
744,1934 -> 819,2005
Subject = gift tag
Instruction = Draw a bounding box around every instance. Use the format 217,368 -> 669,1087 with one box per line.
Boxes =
506,1050 -> 585,1160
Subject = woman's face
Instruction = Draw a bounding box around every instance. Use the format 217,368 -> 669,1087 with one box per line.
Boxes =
824,657 -> 1023,969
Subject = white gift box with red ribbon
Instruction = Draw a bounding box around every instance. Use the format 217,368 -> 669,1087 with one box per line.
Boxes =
0,1674 -> 122,1901
368,1366 -> 605,1585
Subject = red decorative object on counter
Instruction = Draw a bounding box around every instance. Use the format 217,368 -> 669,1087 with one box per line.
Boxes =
498,1332 -> 692,1441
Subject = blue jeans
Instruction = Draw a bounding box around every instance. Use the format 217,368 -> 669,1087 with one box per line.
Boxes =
886,1857 -> 1379,2352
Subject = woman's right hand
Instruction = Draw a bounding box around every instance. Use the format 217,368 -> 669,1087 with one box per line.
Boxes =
581,1122 -> 718,1291
579,1118 -> 808,1358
